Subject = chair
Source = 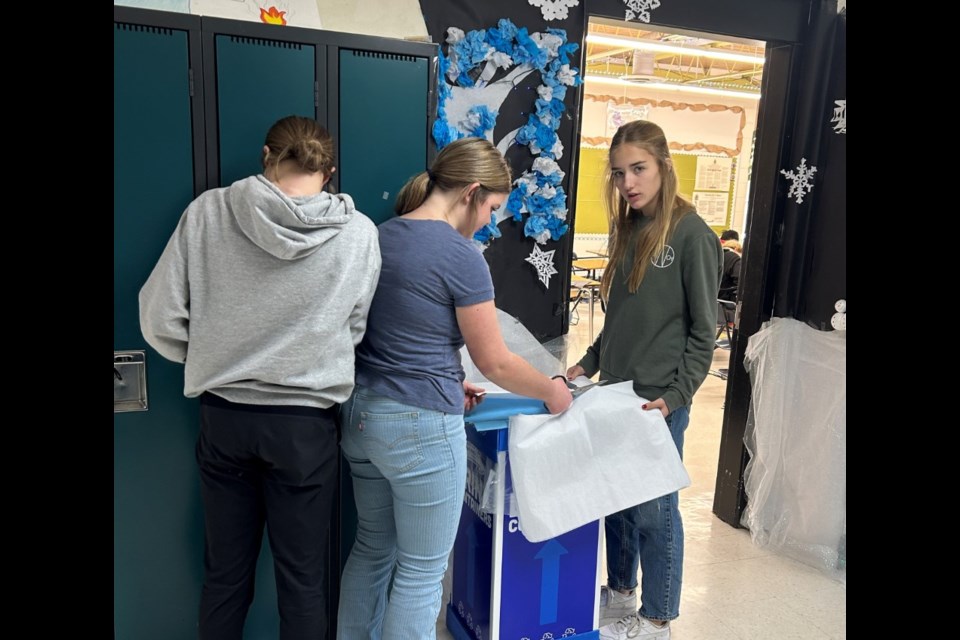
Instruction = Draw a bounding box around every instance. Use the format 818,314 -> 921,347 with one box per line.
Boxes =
715,299 -> 737,346
710,299 -> 737,381
570,275 -> 601,339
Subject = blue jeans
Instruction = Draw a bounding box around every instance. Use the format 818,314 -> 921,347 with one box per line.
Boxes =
336,386 -> 467,640
604,404 -> 691,622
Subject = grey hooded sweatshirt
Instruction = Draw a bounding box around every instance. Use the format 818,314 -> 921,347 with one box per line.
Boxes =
139,175 -> 381,408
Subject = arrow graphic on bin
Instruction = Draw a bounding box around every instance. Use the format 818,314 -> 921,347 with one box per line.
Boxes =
535,539 -> 568,625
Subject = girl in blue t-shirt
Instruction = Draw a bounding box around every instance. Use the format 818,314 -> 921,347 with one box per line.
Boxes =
337,137 -> 572,639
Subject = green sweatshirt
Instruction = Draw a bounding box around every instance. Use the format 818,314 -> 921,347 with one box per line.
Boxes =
578,210 -> 723,412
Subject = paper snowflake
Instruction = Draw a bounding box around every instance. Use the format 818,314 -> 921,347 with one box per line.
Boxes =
525,244 -> 558,289
529,0 -> 579,21
624,0 -> 662,23
830,99 -> 846,134
780,158 -> 817,205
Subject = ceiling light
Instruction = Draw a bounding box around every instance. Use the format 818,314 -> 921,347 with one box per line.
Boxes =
586,34 -> 765,65
584,74 -> 761,100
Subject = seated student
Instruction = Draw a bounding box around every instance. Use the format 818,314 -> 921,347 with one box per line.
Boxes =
719,229 -> 741,302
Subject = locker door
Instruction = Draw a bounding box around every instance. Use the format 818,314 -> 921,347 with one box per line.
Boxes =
203,26 -> 322,637
114,11 -> 205,639
210,33 -> 317,187
337,49 -> 429,224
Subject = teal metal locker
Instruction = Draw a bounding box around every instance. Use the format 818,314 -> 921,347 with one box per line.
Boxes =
116,8 -> 438,637
114,10 -> 205,640
337,50 -> 429,225
212,34 -> 317,187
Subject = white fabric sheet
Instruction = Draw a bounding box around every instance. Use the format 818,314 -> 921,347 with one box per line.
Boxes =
507,381 -> 690,542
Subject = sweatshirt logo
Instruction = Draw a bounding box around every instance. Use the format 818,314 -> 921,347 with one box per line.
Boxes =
651,245 -> 675,269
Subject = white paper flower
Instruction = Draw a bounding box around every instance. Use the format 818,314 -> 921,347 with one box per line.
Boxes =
532,157 -> 563,178
531,32 -> 564,58
551,138 -> 565,160
490,51 -> 514,69
556,64 -> 578,86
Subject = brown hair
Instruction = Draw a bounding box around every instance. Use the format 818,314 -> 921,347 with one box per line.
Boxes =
394,137 -> 512,233
600,120 -> 694,299
262,115 -> 335,178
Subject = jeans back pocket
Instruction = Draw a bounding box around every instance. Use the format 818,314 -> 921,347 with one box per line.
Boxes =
358,411 -> 425,474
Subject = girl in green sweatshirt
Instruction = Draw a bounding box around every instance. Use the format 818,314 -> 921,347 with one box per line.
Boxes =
567,120 -> 723,640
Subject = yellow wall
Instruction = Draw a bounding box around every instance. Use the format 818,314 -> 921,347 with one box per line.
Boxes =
574,149 -> 734,235
573,148 -> 609,234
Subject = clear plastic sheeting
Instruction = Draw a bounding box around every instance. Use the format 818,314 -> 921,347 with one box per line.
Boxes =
460,309 -> 565,384
741,317 -> 846,583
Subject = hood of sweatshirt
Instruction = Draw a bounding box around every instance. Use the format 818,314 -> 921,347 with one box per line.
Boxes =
229,174 -> 360,260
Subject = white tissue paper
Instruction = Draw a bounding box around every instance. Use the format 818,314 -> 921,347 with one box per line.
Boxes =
507,381 -> 691,542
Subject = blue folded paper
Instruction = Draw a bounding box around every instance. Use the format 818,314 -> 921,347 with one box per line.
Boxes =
464,393 -> 548,431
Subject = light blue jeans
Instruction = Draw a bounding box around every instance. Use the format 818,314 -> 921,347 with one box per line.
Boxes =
336,385 -> 467,640
604,404 -> 691,622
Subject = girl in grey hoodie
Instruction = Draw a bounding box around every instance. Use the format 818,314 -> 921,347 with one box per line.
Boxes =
140,115 -> 381,640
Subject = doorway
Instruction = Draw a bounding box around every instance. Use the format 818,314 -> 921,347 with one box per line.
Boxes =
568,15 -> 766,529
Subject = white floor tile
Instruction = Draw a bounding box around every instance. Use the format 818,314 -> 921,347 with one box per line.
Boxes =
706,596 -> 830,639
670,600 -> 742,640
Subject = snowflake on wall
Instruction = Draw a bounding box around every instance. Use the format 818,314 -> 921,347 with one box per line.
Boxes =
830,99 -> 846,134
525,244 -> 559,289
780,158 -> 817,205
529,0 -> 580,21
624,0 -> 662,23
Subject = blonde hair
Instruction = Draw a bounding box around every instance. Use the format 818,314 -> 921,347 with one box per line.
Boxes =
600,120 -> 693,299
394,137 -> 512,233
262,115 -> 335,178
723,239 -> 742,254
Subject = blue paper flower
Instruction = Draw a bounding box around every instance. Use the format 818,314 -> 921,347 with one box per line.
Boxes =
455,29 -> 493,67
464,105 -> 498,138
486,18 -> 518,54
513,28 -> 548,69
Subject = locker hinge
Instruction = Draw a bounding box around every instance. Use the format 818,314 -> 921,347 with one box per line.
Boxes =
188,69 -> 195,97
314,81 -> 320,108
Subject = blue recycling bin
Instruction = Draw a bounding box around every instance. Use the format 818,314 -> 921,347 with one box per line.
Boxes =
446,394 -> 601,640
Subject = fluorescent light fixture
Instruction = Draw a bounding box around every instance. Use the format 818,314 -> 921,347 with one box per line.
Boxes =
585,74 -> 761,100
586,34 -> 765,66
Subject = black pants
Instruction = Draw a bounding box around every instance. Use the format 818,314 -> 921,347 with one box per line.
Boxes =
196,392 -> 338,640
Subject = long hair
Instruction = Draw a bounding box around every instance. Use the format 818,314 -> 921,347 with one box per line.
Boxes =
600,120 -> 693,299
394,137 -> 511,233
262,115 -> 335,178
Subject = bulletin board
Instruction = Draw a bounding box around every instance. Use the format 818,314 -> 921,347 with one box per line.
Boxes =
574,149 -> 735,234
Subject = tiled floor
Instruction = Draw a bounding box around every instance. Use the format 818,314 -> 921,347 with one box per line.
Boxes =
436,303 -> 846,639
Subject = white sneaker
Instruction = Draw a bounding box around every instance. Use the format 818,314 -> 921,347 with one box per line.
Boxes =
599,613 -> 671,640
598,586 -> 638,626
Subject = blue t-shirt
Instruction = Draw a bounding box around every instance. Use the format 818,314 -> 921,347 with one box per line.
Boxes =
355,217 -> 495,414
